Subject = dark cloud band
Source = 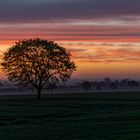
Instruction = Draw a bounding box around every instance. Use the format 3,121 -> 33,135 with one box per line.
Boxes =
0,0 -> 139,22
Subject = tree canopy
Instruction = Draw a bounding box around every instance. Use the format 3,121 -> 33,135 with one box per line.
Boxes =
82,81 -> 92,93
1,38 -> 76,99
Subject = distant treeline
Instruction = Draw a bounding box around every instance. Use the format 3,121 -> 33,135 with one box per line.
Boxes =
0,78 -> 139,93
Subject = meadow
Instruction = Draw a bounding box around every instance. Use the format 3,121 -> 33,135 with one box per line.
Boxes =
0,92 -> 140,140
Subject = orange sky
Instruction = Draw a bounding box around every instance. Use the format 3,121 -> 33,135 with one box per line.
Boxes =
0,33 -> 140,80
0,0 -> 139,80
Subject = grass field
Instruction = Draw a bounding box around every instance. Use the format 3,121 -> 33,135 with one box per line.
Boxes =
0,92 -> 140,140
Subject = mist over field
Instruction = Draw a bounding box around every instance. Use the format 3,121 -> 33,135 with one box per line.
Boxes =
0,78 -> 140,96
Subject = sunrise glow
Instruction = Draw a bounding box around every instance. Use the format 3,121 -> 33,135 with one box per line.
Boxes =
0,0 -> 140,80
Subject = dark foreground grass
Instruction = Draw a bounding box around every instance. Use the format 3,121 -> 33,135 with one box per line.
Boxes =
0,92 -> 140,139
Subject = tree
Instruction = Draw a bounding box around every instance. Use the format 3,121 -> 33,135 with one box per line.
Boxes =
128,80 -> 139,90
82,81 -> 92,93
104,77 -> 111,88
0,82 -> 4,88
1,38 -> 76,99
110,81 -> 118,91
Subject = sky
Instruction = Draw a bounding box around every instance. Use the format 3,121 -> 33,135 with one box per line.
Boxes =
0,0 -> 140,80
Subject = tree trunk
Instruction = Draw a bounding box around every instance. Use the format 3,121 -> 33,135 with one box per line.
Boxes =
37,88 -> 41,100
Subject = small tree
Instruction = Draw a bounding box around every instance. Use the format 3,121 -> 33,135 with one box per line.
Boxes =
128,80 -> 139,90
82,81 -> 92,93
110,82 -> 118,91
1,38 -> 76,99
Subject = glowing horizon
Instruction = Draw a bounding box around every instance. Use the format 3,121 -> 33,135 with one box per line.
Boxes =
0,0 -> 140,80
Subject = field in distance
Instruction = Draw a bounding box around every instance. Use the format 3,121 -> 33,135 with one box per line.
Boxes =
0,92 -> 140,140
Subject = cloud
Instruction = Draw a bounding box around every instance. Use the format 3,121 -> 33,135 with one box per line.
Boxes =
0,23 -> 139,42
62,42 -> 140,47
67,43 -> 140,63
0,0 -> 139,22
67,48 -> 87,53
